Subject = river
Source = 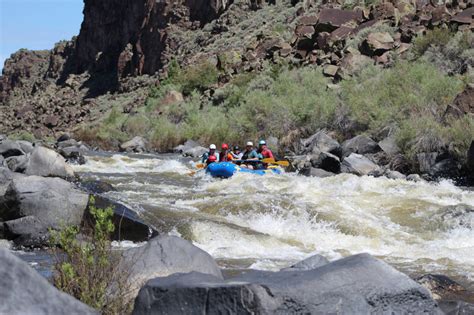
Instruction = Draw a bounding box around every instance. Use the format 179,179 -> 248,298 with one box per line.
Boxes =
71,152 -> 474,289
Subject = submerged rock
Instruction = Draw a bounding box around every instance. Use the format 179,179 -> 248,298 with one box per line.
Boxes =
0,248 -> 97,314
120,235 -> 223,302
132,253 -> 440,314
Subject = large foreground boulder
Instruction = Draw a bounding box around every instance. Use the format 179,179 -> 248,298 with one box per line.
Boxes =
0,248 -> 97,314
120,235 -> 223,301
132,253 -> 440,314
2,175 -> 89,246
25,146 -> 74,178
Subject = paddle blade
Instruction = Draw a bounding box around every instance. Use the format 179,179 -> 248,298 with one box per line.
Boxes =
262,158 -> 289,167
275,160 -> 289,167
196,163 -> 206,169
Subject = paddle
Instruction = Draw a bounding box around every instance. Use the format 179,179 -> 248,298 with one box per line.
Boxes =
262,158 -> 290,167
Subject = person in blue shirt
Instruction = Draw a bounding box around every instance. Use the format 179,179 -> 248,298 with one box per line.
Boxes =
201,144 -> 220,163
241,141 -> 259,169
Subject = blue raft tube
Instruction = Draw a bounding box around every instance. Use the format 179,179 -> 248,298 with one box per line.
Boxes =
206,162 -> 282,178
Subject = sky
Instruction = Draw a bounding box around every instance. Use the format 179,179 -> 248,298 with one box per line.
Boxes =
0,0 -> 84,71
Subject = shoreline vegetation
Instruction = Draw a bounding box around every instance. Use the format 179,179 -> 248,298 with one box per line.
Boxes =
74,27 -> 473,175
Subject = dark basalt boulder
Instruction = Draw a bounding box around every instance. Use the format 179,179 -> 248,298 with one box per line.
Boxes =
174,140 -> 207,158
303,167 -> 336,178
467,140 -> 474,172
120,235 -> 223,303
16,140 -> 34,154
132,253 -> 441,315
0,248 -> 97,314
316,8 -> 363,33
5,154 -> 29,173
341,153 -> 380,176
79,179 -> 116,194
310,150 -> 341,173
25,146 -> 75,178
280,254 -> 329,271
415,274 -> 474,315
119,136 -> 147,153
300,130 -> 341,157
1,175 -> 89,246
342,135 -> 381,157
0,139 -> 24,158
83,195 -> 155,243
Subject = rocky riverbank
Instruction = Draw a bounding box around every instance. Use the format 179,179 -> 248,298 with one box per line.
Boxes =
2,237 -> 474,314
0,135 -> 154,247
1,135 -> 474,313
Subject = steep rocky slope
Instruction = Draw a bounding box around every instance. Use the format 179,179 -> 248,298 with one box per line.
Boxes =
0,0 -> 472,140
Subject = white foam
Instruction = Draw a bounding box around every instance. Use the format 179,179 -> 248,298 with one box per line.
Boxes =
70,154 -> 474,280
73,154 -> 191,175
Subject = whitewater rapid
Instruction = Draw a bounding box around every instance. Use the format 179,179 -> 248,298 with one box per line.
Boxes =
73,153 -> 474,288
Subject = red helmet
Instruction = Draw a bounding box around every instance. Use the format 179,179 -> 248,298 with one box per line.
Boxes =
221,143 -> 229,150
207,155 -> 217,162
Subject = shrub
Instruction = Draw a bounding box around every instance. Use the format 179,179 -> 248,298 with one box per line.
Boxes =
176,61 -> 219,95
412,27 -> 452,57
340,61 -> 463,133
149,117 -> 184,151
123,114 -> 151,136
9,130 -> 36,142
50,197 -> 132,314
421,30 -> 474,75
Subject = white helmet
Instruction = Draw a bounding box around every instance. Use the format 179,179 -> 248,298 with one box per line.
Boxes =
246,141 -> 253,146
209,144 -> 217,150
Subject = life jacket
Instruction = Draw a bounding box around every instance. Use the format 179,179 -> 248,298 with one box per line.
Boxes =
242,149 -> 256,160
220,150 -> 231,162
261,148 -> 273,159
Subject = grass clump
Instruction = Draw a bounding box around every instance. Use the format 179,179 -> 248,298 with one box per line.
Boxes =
50,196 -> 131,314
9,130 -> 36,142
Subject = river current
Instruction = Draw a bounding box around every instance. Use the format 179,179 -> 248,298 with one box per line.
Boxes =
73,152 -> 474,289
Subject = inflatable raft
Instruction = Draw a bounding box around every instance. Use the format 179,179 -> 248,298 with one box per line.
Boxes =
206,162 -> 282,178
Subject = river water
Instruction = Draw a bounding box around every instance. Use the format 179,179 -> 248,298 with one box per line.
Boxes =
73,152 -> 474,289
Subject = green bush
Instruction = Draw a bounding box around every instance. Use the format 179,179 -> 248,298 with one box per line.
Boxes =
421,30 -> 474,75
9,130 -> 36,142
413,27 -> 452,57
124,114 -> 151,136
176,61 -> 219,95
50,196 -> 131,314
149,116 -> 184,151
340,61 -> 463,133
